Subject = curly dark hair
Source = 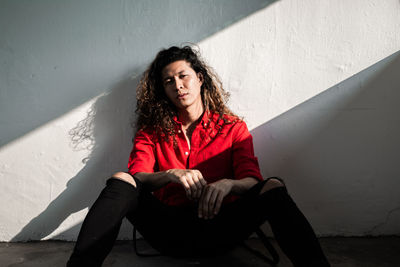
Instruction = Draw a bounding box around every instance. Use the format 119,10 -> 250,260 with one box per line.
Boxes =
135,45 -> 237,139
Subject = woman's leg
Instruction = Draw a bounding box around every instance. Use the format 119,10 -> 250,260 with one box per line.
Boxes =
257,180 -> 330,267
205,178 -> 330,267
67,175 -> 140,267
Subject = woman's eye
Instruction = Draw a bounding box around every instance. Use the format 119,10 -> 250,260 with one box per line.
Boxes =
180,74 -> 187,78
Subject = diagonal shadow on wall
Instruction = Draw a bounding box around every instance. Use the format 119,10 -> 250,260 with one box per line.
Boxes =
0,0 -> 276,148
252,51 -> 400,235
9,0 -> 278,241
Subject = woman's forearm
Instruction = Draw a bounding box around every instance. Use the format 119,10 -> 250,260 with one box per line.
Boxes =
229,177 -> 259,195
134,171 -> 171,190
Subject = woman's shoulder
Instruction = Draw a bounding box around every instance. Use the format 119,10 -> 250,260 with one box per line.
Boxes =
206,111 -> 248,138
134,126 -> 158,141
208,110 -> 242,124
135,126 -> 174,145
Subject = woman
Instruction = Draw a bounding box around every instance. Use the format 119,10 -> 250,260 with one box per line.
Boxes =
67,46 -> 330,266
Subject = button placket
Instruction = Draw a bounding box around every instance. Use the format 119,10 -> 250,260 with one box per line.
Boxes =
177,125 -> 191,165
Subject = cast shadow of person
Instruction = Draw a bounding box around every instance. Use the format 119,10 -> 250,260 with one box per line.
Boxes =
11,69 -> 142,241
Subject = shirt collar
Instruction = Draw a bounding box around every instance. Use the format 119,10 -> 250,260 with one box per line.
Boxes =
172,110 -> 212,129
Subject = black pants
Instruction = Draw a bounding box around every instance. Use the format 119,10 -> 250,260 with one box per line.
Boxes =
67,177 -> 330,267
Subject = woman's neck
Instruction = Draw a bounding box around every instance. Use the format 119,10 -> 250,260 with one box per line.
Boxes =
178,104 -> 204,129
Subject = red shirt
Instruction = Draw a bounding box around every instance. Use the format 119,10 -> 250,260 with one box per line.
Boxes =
128,111 -> 263,206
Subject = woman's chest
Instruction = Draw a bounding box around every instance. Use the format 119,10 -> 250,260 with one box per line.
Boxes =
155,130 -> 234,181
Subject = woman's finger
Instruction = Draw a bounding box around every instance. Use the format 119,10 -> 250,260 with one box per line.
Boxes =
192,175 -> 203,199
199,186 -> 211,219
196,170 -> 207,187
180,175 -> 192,198
207,188 -> 219,219
186,173 -> 198,199
214,191 -> 224,216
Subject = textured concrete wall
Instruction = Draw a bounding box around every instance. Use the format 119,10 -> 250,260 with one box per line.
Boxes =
1,0 -> 399,241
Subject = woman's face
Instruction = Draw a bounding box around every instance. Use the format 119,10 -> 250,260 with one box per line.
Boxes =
161,60 -> 203,111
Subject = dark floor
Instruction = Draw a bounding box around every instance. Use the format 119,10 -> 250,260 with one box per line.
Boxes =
1,237 -> 399,266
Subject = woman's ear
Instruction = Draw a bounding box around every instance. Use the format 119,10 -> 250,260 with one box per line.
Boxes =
197,72 -> 204,85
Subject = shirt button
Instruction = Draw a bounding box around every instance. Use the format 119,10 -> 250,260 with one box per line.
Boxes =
204,123 -> 207,127
178,130 -> 181,133
185,151 -> 189,156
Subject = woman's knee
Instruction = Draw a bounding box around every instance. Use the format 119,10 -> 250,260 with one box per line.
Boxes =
259,178 -> 285,195
111,172 -> 137,188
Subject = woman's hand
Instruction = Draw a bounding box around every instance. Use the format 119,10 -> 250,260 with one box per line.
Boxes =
166,169 -> 207,200
198,179 -> 233,220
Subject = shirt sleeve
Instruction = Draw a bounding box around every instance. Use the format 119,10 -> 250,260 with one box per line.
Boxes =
127,129 -> 156,175
231,121 -> 263,181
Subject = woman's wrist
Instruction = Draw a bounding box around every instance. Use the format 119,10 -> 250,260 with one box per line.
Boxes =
166,169 -> 183,184
222,178 -> 234,193
165,169 -> 175,182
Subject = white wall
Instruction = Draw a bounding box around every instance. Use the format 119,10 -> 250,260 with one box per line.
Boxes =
1,0 -> 399,241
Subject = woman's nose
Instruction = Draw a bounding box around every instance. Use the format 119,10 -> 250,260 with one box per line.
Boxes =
174,78 -> 183,90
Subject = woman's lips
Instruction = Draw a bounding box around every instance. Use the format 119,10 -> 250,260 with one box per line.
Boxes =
177,93 -> 188,99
